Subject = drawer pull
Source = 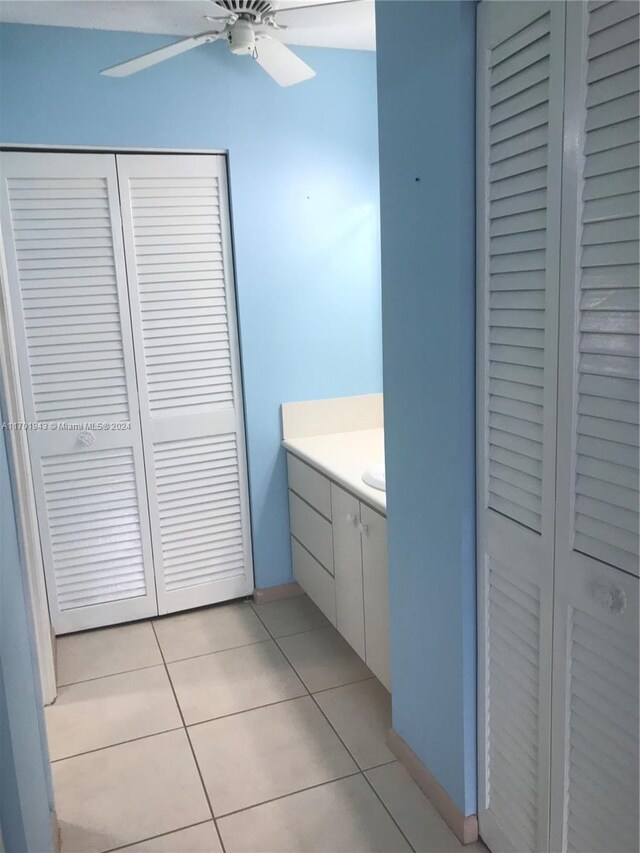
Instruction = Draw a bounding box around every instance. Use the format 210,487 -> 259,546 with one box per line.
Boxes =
593,578 -> 627,615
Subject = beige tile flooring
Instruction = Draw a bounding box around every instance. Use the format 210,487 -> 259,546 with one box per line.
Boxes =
48,595 -> 485,853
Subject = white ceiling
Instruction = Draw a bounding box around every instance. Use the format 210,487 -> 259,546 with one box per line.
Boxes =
0,0 -> 376,50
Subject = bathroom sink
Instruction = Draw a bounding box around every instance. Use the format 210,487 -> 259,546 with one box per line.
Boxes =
362,462 -> 386,492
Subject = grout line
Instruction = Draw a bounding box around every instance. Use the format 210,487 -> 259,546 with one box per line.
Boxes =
360,767 -> 418,852
56,660 -> 165,689
49,725 -> 185,764
103,819 -> 213,853
152,636 -> 273,668
309,674 -> 378,697
185,693 -> 307,731
58,635 -> 274,690
252,600 -> 417,853
215,770 -> 363,821
151,621 -> 228,853
361,758 -> 398,772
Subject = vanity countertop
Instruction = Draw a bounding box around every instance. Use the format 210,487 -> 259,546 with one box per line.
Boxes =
282,428 -> 386,515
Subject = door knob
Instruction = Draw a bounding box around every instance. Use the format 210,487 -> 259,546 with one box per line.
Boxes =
593,578 -> 626,615
77,431 -> 95,448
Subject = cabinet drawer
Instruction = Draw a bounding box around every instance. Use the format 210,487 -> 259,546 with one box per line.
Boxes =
287,454 -> 332,520
289,490 -> 334,574
291,537 -> 336,625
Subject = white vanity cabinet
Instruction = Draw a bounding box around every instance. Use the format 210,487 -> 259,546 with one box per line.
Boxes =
332,485 -> 366,659
360,503 -> 390,690
287,453 -> 391,691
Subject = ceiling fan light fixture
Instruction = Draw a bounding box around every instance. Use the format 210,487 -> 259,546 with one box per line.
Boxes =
228,20 -> 257,55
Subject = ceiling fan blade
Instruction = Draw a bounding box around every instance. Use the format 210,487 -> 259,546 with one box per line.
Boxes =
100,32 -> 221,77
254,38 -> 316,87
273,0 -> 368,28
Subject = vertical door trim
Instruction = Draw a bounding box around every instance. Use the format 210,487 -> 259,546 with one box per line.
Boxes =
0,251 -> 56,704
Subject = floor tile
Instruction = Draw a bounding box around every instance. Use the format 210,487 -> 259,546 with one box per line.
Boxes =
53,729 -> 210,853
122,822 -> 222,852
277,627 -> 372,693
168,640 -> 306,725
218,774 -> 411,853
366,762 -> 486,853
46,666 -> 181,762
56,622 -> 162,687
313,678 -> 394,769
189,696 -> 357,815
251,594 -> 330,639
153,601 -> 269,663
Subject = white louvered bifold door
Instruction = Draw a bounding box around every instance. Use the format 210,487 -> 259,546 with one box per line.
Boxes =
476,4 -> 566,851
0,151 -> 157,633
550,3 -> 640,851
116,154 -> 253,614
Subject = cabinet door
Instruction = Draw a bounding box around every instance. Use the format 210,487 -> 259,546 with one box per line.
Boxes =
476,3 -> 566,851
331,483 -> 365,658
361,504 -> 390,691
0,151 -> 157,633
117,154 -> 254,613
550,3 -> 640,850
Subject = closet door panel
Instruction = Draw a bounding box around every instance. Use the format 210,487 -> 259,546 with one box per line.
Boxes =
117,154 -> 253,613
551,3 -> 640,850
477,3 -> 566,851
0,151 -> 157,633
551,560 -> 638,853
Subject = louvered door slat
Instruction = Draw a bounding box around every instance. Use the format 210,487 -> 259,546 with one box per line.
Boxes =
551,4 -> 640,852
477,4 -> 563,851
568,0 -> 640,578
486,558 -> 541,852
483,6 -> 561,536
117,154 -> 253,613
0,151 -> 157,633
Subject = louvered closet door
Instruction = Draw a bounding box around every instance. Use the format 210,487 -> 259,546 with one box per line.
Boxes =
476,4 -> 565,851
0,152 -> 157,633
550,3 -> 640,851
116,154 -> 253,614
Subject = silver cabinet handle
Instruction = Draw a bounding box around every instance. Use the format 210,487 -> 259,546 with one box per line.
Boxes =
358,522 -> 369,535
346,513 -> 358,526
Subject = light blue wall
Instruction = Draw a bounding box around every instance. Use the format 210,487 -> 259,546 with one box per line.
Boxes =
0,421 -> 54,853
376,1 -> 477,815
0,23 -> 382,589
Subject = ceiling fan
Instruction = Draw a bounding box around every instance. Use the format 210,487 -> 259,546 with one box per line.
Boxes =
100,0 -> 365,87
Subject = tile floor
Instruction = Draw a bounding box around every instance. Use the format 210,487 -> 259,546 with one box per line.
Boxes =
48,595 -> 486,853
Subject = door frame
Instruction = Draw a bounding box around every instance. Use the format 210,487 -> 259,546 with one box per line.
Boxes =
0,144 -> 254,703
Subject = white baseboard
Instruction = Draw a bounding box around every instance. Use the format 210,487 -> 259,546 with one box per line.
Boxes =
388,728 -> 479,845
253,581 -> 304,605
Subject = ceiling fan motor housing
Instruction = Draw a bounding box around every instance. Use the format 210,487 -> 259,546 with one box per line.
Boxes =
228,20 -> 257,54
216,0 -> 275,22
